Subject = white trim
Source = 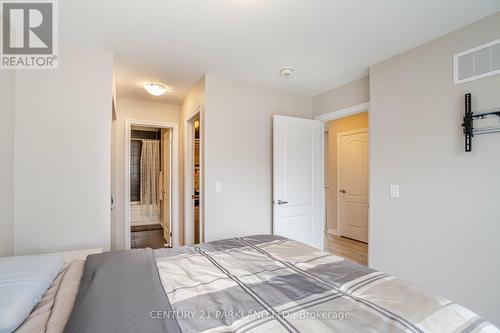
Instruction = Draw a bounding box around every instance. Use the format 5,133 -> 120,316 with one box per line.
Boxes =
184,106 -> 205,246
314,102 -> 370,122
336,128 -> 369,239
124,119 -> 179,249
367,104 -> 373,267
453,38 -> 500,85
326,228 -> 339,236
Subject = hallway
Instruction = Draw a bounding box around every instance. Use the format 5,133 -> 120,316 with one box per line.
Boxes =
324,233 -> 368,266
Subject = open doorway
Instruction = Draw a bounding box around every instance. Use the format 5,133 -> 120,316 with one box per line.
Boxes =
124,120 -> 179,249
193,118 -> 200,244
184,108 -> 203,245
128,126 -> 170,248
317,104 -> 369,265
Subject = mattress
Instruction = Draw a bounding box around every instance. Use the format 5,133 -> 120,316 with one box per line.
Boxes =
63,235 -> 499,333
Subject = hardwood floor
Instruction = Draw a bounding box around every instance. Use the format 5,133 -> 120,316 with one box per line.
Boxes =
130,227 -> 367,264
324,233 -> 368,266
131,224 -> 167,249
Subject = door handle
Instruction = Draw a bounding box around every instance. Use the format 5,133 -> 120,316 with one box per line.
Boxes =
276,200 -> 288,205
339,189 -> 346,193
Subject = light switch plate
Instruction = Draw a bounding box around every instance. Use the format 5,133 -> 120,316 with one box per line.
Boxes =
215,181 -> 222,193
390,184 -> 399,198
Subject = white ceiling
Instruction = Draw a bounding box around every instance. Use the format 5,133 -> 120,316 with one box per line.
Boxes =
59,0 -> 500,104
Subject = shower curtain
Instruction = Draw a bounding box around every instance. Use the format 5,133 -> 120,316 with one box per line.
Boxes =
140,139 -> 160,218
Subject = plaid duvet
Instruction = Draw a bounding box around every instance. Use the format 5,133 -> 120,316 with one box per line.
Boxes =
154,235 -> 498,333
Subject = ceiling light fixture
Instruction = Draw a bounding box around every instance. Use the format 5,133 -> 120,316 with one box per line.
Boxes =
280,67 -> 294,77
144,82 -> 168,96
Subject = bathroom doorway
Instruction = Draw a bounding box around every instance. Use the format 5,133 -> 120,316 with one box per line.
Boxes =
124,120 -> 179,249
129,126 -> 168,248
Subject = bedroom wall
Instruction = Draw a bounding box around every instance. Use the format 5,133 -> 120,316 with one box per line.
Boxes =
0,71 -> 15,256
112,98 -> 180,250
312,76 -> 370,116
203,74 -> 312,241
14,45 -> 114,255
370,12 -> 500,325
179,77 -> 205,245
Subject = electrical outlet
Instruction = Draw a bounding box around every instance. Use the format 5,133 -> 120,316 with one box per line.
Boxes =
215,181 -> 222,193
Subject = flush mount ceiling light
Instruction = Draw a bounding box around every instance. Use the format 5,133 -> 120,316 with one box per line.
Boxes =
280,67 -> 294,77
144,82 -> 168,96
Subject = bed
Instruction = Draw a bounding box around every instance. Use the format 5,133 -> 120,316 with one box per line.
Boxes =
7,235 -> 499,333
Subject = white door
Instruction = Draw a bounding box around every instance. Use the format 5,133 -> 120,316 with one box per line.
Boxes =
337,129 -> 369,243
273,116 -> 324,249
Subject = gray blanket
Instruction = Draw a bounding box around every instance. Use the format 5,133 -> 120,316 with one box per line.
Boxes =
64,248 -> 180,333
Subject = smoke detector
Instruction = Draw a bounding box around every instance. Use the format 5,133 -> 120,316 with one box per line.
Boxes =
280,67 -> 294,77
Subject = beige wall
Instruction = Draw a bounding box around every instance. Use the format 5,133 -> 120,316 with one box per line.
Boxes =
370,12 -> 500,325
112,98 -> 180,250
0,71 -> 15,256
313,76 -> 370,116
14,45 -> 113,255
204,74 -> 312,241
325,112 -> 368,232
179,77 -> 205,245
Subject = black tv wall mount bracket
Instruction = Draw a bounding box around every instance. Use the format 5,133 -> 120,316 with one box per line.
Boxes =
462,93 -> 500,152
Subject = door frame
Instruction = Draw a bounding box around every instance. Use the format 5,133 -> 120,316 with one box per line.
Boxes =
184,105 -> 205,245
314,102 -> 370,122
124,119 -> 179,249
336,128 -> 369,240
314,102 -> 371,264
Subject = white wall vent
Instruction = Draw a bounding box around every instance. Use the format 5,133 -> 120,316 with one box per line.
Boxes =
453,38 -> 500,85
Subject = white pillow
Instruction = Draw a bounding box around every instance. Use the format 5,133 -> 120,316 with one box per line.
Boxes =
0,255 -> 64,333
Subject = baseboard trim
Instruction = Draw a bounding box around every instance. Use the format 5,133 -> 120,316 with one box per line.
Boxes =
326,228 -> 339,236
